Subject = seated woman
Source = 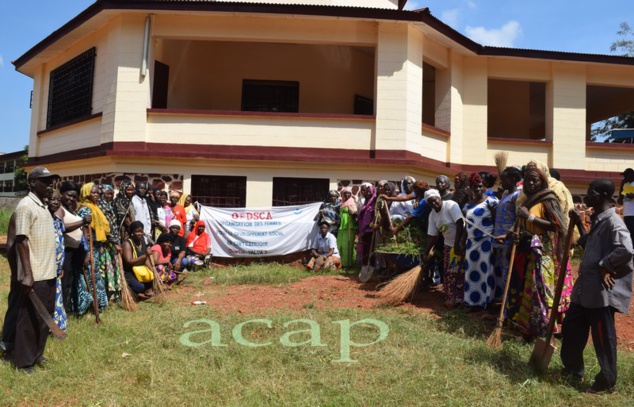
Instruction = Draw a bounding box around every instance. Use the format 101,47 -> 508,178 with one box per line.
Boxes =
122,221 -> 155,299
168,219 -> 189,271
151,233 -> 177,285
185,220 -> 212,269
307,221 -> 342,272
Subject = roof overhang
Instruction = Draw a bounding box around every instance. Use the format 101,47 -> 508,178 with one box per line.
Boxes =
13,0 -> 634,76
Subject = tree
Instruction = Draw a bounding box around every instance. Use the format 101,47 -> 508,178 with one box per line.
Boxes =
13,145 -> 29,191
590,22 -> 634,142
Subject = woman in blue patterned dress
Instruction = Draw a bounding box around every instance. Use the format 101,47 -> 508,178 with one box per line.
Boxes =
48,190 -> 67,331
456,172 -> 498,310
72,183 -> 109,315
492,167 -> 522,301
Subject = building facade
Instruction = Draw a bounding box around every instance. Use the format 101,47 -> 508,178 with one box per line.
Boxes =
14,0 -> 634,205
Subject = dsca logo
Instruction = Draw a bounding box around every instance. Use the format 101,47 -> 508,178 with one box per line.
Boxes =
231,212 -> 274,220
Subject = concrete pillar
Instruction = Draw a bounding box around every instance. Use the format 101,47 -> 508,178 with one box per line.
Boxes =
374,23 -> 423,157
456,56 -> 488,166
547,63 -> 586,170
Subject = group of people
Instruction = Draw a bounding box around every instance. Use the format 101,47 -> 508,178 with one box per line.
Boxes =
308,162 -> 633,394
0,168 -> 213,373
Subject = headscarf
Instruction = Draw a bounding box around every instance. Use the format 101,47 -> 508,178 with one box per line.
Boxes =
517,160 -> 573,229
78,182 -> 111,242
340,187 -> 357,214
170,191 -> 181,199
400,176 -> 416,196
424,189 -> 441,201
358,184 -> 377,235
178,193 -> 199,217
468,172 -> 482,186
114,179 -> 135,229
521,167 -> 568,256
318,190 -> 341,231
186,220 -> 211,253
97,184 -> 121,245
169,219 -> 182,229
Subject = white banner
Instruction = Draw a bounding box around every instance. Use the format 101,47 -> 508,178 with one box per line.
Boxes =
200,203 -> 321,258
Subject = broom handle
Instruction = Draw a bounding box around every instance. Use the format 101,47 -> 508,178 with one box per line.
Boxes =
365,209 -> 380,268
543,222 -> 576,344
494,222 -> 519,328
87,225 -> 101,324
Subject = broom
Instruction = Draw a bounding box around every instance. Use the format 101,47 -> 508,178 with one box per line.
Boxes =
145,234 -> 166,303
486,222 -> 519,349
378,265 -> 424,305
117,252 -> 138,312
494,151 -> 508,187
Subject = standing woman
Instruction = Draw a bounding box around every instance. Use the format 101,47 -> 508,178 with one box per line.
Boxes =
57,181 -> 90,311
72,183 -> 109,315
114,180 -> 136,240
492,167 -> 522,301
337,187 -> 358,269
178,193 -> 199,238
48,190 -> 67,331
97,184 -> 123,301
317,190 -> 341,237
390,176 -> 416,221
452,172 -> 471,209
505,166 -> 572,339
169,191 -> 187,236
456,172 -> 499,311
356,184 -> 377,266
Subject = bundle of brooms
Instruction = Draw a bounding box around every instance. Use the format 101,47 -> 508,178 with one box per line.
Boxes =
117,253 -> 138,312
377,265 -> 424,305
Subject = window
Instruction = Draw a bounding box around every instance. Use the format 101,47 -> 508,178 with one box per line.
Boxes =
191,175 -> 247,208
241,80 -> 299,113
354,95 -> 373,115
488,79 -> 546,140
272,177 -> 329,206
47,47 -> 96,128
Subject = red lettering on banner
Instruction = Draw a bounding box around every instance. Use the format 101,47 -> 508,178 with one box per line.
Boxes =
245,212 -> 273,220
231,213 -> 239,219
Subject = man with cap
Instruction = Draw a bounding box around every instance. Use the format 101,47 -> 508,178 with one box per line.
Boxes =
617,167 -> 634,240
562,178 -> 634,394
1,167 -> 60,373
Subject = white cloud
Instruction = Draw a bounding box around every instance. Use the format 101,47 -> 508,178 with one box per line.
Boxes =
404,0 -> 425,10
466,0 -> 477,10
441,9 -> 461,28
0,55 -> 4,68
465,20 -> 521,47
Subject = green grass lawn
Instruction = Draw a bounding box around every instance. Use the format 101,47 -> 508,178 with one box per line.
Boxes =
0,210 -> 11,236
0,258 -> 632,406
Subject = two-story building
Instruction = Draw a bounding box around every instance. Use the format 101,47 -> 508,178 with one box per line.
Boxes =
14,0 -> 634,206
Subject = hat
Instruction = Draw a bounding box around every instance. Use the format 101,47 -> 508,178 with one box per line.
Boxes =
28,166 -> 59,180
424,189 -> 441,201
621,168 -> 634,176
169,219 -> 182,229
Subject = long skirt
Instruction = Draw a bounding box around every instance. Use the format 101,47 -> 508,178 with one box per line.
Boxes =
70,246 -> 109,316
337,213 -> 357,268
505,233 -> 573,336
492,245 -> 511,301
99,242 -> 122,300
463,236 -> 496,307
443,245 -> 464,306
53,277 -> 67,331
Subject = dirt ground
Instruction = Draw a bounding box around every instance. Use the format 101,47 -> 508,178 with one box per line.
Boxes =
2,230 -> 633,351
172,266 -> 634,352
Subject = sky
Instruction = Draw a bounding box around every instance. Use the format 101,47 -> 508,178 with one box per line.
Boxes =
0,0 -> 632,153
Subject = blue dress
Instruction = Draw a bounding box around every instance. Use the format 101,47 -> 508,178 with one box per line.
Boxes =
462,196 -> 499,307
52,215 -> 67,331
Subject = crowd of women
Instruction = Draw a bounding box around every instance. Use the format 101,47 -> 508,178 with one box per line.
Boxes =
49,180 -> 211,329
308,160 -> 577,340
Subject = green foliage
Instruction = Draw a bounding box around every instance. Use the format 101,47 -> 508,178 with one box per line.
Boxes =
591,22 -> 634,142
376,220 -> 426,256
13,146 -> 29,191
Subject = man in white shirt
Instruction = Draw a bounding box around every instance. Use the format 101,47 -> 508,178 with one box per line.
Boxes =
132,182 -> 153,241
1,167 -> 59,373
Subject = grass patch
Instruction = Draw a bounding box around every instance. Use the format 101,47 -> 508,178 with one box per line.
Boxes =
0,257 -> 633,406
0,209 -> 11,236
201,263 -> 335,286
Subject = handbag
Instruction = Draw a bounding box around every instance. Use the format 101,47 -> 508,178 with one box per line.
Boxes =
130,239 -> 155,283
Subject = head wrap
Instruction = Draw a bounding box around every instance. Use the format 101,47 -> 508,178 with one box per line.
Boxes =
399,176 -> 416,196
340,187 -> 357,214
358,185 -> 377,234
468,172 -> 482,186
78,182 -> 111,242
170,191 -> 181,199
435,175 -> 450,185
424,189 -> 441,201
169,219 -> 182,229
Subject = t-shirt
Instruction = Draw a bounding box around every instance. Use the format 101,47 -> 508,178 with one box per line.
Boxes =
14,192 -> 57,281
428,200 -> 463,247
312,233 -> 340,258
623,181 -> 634,217
151,244 -> 171,263
170,235 -> 187,259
